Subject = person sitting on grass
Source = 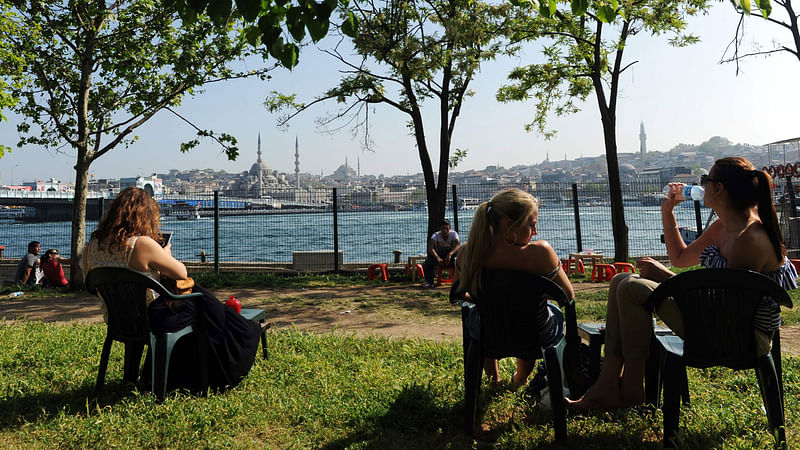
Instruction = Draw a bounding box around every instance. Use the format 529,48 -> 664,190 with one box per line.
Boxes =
40,248 -> 70,288
452,188 -> 575,387
422,219 -> 461,288
567,157 -> 798,411
15,240 -> 41,286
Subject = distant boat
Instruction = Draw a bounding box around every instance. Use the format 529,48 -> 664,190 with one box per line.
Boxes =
459,198 -> 481,210
0,206 -> 25,220
170,202 -> 201,220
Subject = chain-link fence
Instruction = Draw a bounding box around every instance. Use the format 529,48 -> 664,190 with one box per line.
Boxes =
1,180 -> 773,271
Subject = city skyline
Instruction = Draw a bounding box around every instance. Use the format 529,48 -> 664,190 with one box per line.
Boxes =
1,2 -> 799,184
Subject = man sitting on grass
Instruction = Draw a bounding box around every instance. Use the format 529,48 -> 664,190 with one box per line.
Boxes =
422,220 -> 460,288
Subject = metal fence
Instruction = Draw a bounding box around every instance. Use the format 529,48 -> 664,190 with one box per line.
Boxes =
4,179 -> 794,271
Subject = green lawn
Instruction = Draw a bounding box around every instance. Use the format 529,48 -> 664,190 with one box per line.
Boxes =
0,320 -> 796,448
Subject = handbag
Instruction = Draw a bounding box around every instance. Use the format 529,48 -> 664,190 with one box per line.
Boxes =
160,275 -> 195,295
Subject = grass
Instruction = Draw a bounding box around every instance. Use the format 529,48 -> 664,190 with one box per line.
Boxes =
0,321 -> 796,448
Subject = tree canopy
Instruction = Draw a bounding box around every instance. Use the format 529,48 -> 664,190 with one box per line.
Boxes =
499,0 -> 712,261
1,0 -> 268,286
268,0 -> 510,236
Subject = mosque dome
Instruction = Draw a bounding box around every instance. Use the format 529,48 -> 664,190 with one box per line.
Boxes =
250,160 -> 270,176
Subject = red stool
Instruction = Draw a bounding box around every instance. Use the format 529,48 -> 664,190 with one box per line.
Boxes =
436,266 -> 454,285
791,259 -> 800,273
613,262 -> 636,274
404,263 -> 425,281
367,263 -> 389,281
561,258 -> 585,275
591,263 -> 616,282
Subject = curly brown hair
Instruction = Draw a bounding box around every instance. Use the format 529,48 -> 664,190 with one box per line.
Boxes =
90,187 -> 162,251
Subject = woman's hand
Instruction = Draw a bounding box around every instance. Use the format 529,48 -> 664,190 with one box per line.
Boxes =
636,257 -> 674,282
661,183 -> 682,213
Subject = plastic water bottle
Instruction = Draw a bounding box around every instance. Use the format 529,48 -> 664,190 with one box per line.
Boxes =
663,184 -> 704,202
8,291 -> 23,298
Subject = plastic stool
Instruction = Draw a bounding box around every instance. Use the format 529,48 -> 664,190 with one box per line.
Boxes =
367,263 -> 389,281
591,263 -> 616,282
436,266 -> 454,285
613,262 -> 636,274
561,258 -> 585,275
791,259 -> 800,273
404,263 -> 425,281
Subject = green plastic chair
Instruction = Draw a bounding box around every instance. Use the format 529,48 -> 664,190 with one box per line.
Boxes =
86,267 -> 208,401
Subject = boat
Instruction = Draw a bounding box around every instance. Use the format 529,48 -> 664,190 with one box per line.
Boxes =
170,202 -> 201,220
459,198 -> 481,210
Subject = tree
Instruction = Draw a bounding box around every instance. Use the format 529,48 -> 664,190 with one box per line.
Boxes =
1,0 -> 269,288
268,0 -> 510,238
497,0 -> 712,262
723,0 -> 800,72
0,3 -> 28,156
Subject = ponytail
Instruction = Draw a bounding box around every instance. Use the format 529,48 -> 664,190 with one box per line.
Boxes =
457,202 -> 495,298
754,170 -> 786,259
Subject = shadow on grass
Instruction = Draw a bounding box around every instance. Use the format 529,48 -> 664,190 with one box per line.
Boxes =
0,380 -> 145,430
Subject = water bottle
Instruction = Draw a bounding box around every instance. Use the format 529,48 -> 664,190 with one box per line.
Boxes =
662,184 -> 704,201
8,291 -> 23,298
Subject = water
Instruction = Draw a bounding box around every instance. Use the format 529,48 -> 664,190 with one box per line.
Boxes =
0,204 -> 710,263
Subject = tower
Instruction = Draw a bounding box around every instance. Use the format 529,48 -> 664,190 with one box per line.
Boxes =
639,121 -> 647,164
357,157 -> 360,178
257,133 -> 263,196
294,136 -> 300,189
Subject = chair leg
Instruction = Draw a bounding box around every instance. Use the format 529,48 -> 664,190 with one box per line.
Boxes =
755,355 -> 786,445
644,336 -> 663,409
662,353 -> 684,447
152,334 -> 168,402
95,334 -> 114,396
544,347 -> 567,441
463,339 -> 483,436
123,342 -> 144,384
260,331 -> 268,360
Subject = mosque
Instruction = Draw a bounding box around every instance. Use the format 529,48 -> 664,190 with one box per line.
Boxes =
231,134 -> 291,196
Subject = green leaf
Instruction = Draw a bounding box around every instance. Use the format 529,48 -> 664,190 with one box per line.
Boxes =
757,0 -> 770,16
539,0 -> 555,17
207,0 -> 232,25
741,0 -> 752,13
341,11 -> 358,37
244,25 -> 262,46
280,43 -> 299,68
269,36 -> 284,60
596,5 -> 616,23
302,12 -> 329,42
234,0 -> 261,22
324,0 -> 338,12
287,7 -> 305,41
570,0 -> 588,16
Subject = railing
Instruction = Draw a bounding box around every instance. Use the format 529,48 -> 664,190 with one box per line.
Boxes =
3,180 -> 791,272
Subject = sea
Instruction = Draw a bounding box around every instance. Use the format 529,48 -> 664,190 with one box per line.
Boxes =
0,203 -> 711,264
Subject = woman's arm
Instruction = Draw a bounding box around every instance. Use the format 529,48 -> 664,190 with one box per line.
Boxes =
663,199 -> 721,268
128,237 -> 188,280
529,241 -> 574,300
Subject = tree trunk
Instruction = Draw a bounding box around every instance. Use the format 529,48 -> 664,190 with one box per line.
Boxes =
69,157 -> 90,289
599,110 -> 628,262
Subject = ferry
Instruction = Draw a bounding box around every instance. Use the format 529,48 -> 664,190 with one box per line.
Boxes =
170,203 -> 201,220
459,198 -> 481,210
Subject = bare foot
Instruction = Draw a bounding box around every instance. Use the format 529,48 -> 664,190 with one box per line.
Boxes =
565,382 -> 623,411
619,383 -> 645,408
511,371 -> 528,389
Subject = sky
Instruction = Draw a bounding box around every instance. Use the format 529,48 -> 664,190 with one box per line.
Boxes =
1,2 -> 799,185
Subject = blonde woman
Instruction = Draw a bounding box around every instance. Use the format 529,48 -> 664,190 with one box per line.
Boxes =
453,188 -> 575,387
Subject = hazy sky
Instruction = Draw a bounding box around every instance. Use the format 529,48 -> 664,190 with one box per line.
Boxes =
1,2 -> 799,185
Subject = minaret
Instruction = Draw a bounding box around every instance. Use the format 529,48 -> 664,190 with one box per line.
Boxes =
345,156 -> 349,181
357,157 -> 360,178
639,121 -> 647,165
257,133 -> 263,197
294,136 -> 300,189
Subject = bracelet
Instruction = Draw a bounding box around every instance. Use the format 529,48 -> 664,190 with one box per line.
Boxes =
665,225 -> 679,231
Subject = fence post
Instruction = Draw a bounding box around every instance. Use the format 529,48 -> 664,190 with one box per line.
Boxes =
452,184 -> 459,233
786,176 -> 798,218
333,187 -> 339,273
214,190 -> 220,274
693,199 -> 703,236
572,183 -> 582,252
98,197 -> 104,220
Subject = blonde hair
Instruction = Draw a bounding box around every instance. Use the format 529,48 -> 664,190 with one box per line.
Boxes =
457,188 -> 538,298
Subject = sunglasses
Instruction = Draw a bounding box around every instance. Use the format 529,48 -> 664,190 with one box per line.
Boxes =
700,174 -> 716,184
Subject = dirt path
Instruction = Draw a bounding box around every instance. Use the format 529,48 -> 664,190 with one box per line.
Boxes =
2,284 -> 799,355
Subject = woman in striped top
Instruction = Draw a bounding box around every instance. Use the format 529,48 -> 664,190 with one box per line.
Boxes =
568,157 -> 797,411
